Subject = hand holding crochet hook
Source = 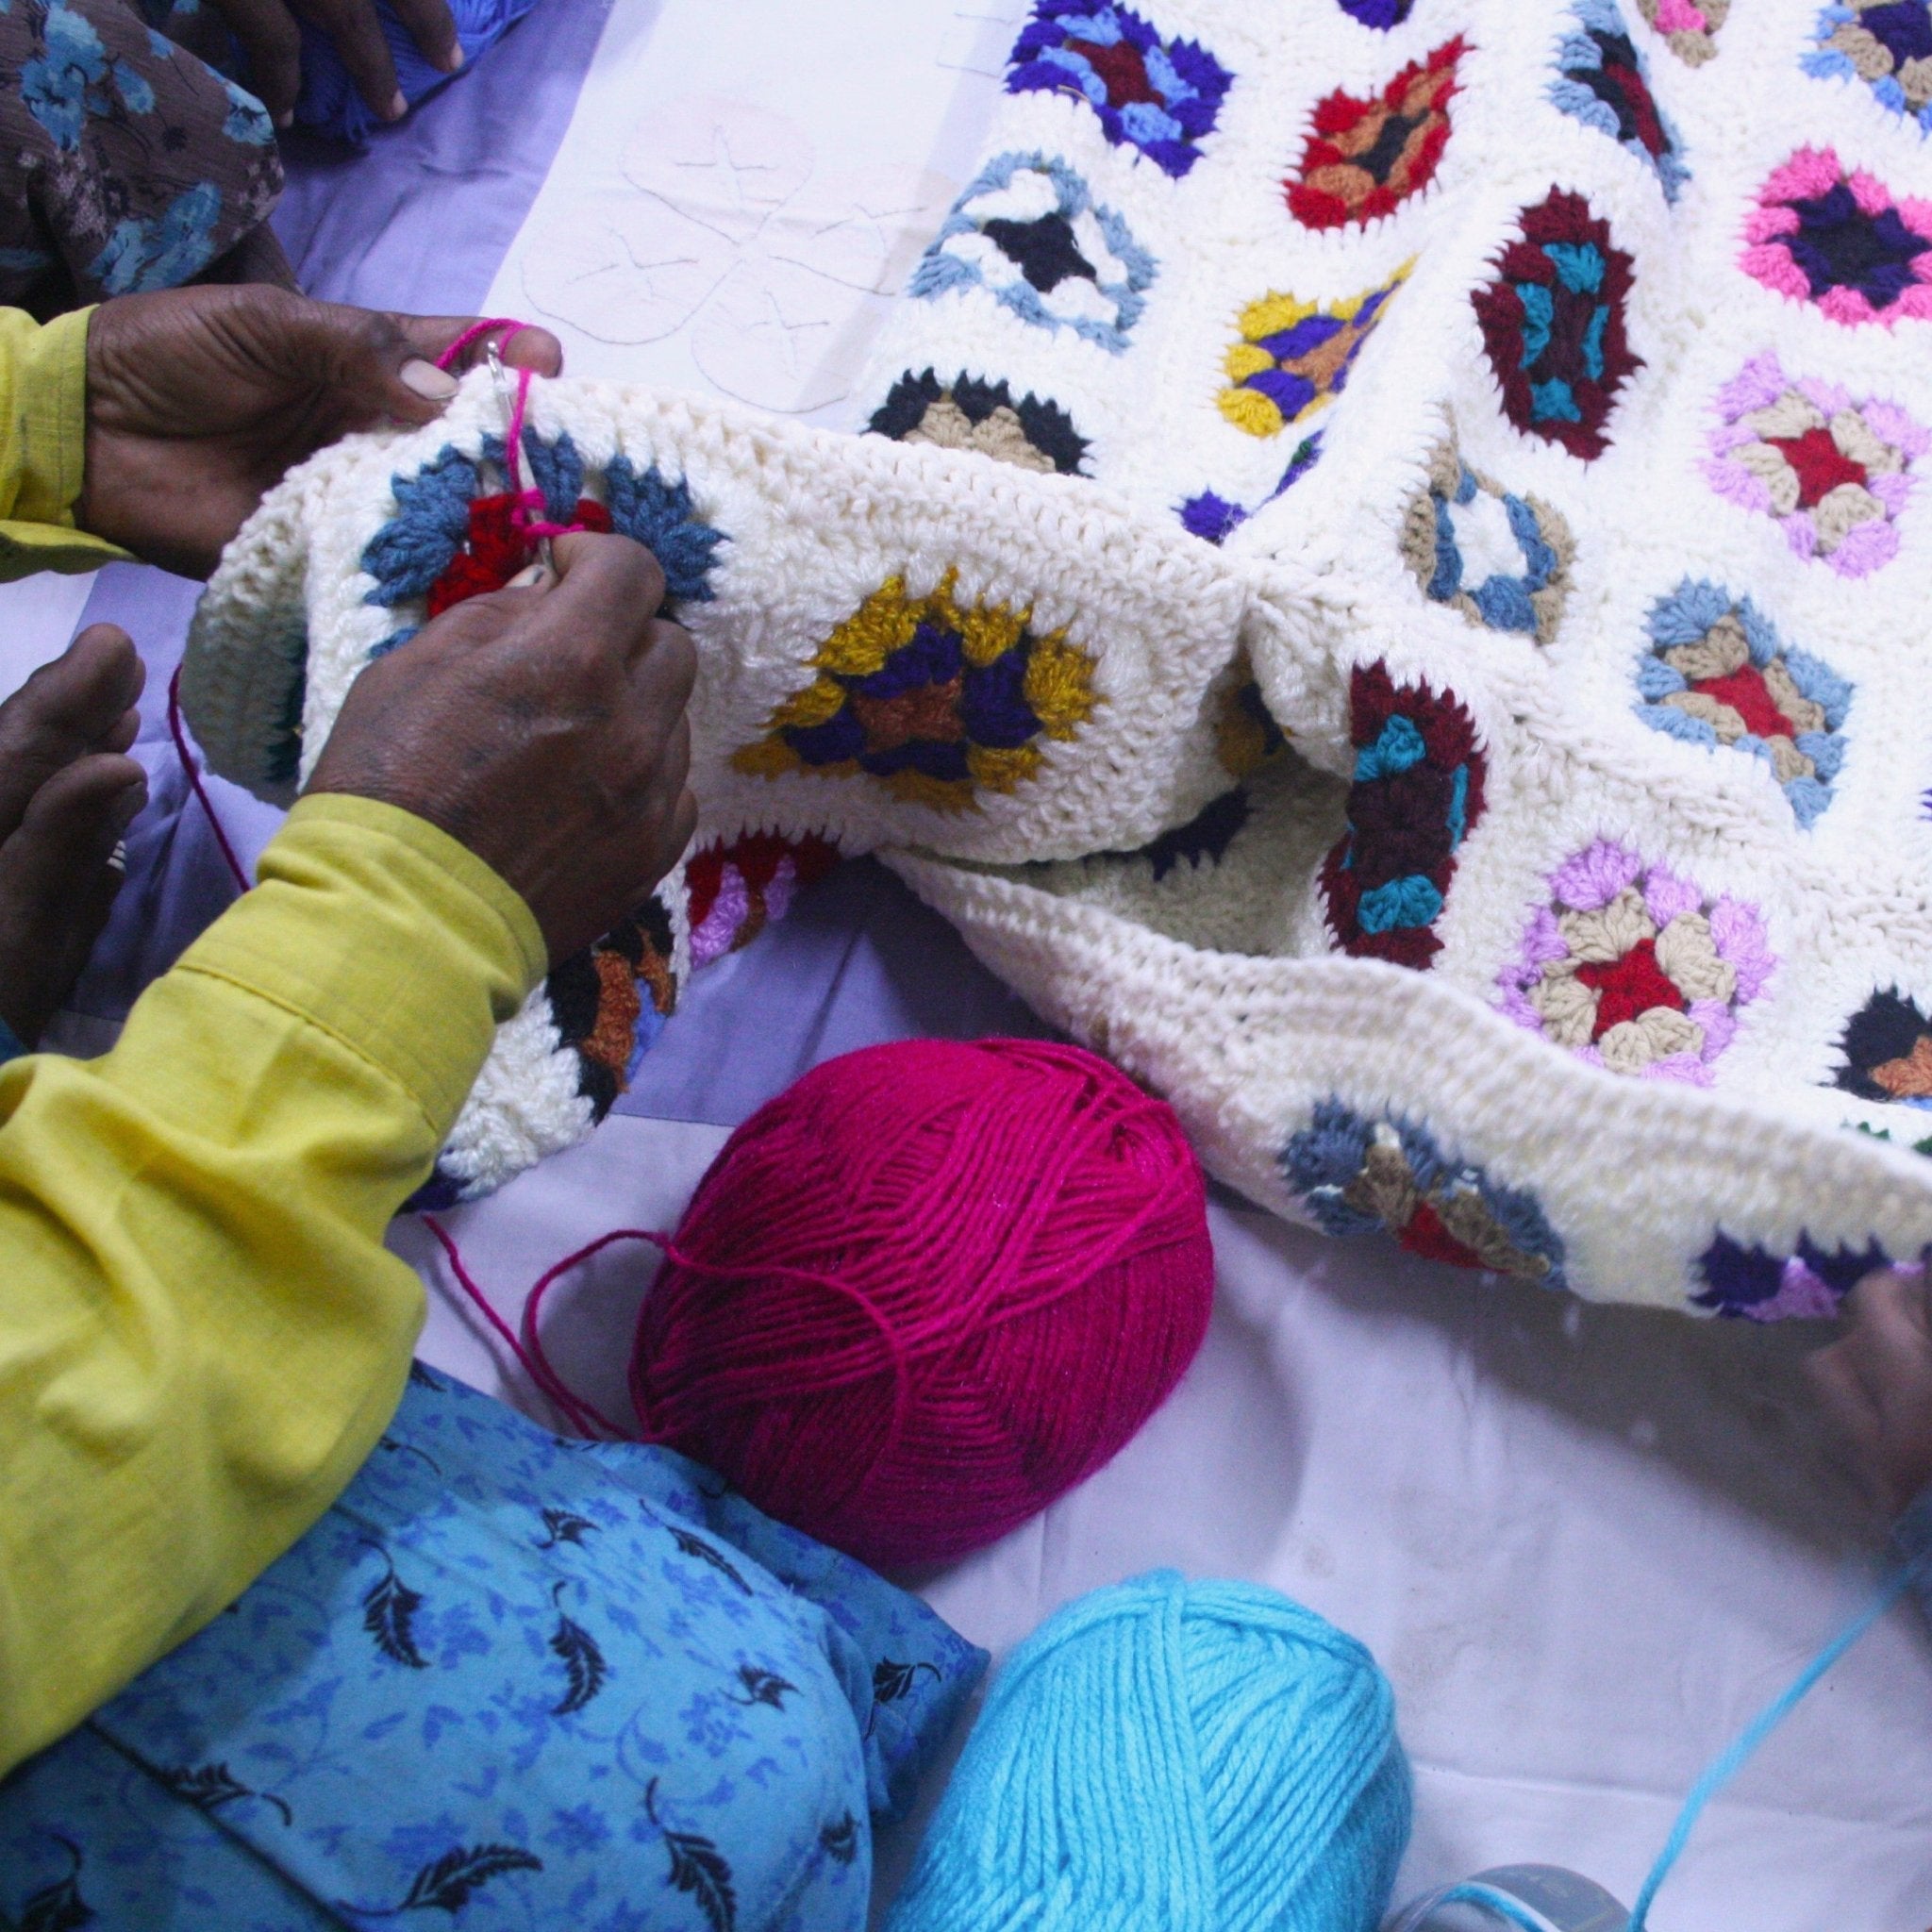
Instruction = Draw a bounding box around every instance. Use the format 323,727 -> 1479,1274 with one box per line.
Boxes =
79,284 -> 562,579
308,527 -> 697,965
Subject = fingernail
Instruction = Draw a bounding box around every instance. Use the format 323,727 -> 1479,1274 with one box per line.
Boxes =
505,563 -> 554,591
274,108 -> 293,130
442,42 -> 465,72
386,89 -> 408,122
401,358 -> 459,400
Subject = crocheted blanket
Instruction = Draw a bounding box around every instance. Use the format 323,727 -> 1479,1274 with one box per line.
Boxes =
184,0 -> 1932,1317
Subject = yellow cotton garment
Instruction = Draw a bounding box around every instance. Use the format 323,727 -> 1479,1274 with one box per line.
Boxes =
0,792 -> 545,1773
0,307 -> 128,580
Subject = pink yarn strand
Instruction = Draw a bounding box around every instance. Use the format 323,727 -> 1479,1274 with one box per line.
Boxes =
434,317 -> 576,547
434,316 -> 526,372
166,666 -> 249,894
496,360 -> 581,546
421,1213 -> 662,1441
503,361 -> 532,492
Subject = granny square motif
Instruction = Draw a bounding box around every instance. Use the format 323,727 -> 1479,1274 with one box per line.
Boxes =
186,0 -> 1932,1311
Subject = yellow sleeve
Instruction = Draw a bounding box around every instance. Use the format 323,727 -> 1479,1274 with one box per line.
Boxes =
0,307 -> 131,581
0,792 -> 546,1772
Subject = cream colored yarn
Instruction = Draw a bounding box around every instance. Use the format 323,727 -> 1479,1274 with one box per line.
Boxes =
184,0 -> 1932,1313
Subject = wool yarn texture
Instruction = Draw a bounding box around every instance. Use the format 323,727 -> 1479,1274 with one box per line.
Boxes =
185,0 -> 1932,1316
628,1039 -> 1214,1572
884,1571 -> 1412,1932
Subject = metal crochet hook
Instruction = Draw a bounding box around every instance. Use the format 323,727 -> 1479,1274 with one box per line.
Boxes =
486,341 -> 555,576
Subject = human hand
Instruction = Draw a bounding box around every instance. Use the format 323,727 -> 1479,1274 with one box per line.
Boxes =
205,0 -> 459,129
81,286 -> 561,579
0,626 -> 148,1047
305,532 -> 698,963
1807,1263 -> 1932,1517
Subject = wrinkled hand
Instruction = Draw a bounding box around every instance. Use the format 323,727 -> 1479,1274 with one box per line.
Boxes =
81,286 -> 561,579
207,0 -> 459,127
1808,1263 -> 1932,1516
306,532 -> 698,963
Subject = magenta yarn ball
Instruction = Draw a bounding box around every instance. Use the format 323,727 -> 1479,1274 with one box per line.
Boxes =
629,1038 -> 1216,1570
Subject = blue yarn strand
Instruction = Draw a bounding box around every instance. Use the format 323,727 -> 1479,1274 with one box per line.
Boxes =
1624,1542 -> 1930,1930
1436,1882 -> 1557,1932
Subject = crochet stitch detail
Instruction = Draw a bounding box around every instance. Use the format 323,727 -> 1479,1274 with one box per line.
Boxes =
1100,784 -> 1252,880
360,439 -> 725,625
545,901 -> 680,1121
180,0 -> 1932,1314
1497,839 -> 1774,1084
1636,0 -> 1728,66
1805,2 -> 1932,132
869,369 -> 1089,475
1740,146 -> 1932,325
1551,0 -> 1689,203
909,152 -> 1157,355
1214,669 -> 1287,777
1693,1230 -> 1890,1319
1703,352 -> 1928,575
1337,0 -> 1415,26
1473,188 -> 1641,460
1832,990 -> 1932,1105
1401,440 -> 1574,643
1635,580 -> 1851,827
1180,432 -> 1323,544
1219,267 -> 1409,438
1005,0 -> 1232,179
1283,1100 -> 1568,1285
686,832 -> 841,967
1320,664 -> 1486,971
731,571 -> 1097,814
1286,39 -> 1463,231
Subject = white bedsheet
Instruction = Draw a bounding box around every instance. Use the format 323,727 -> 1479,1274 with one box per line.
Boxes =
483,0 -> 1030,422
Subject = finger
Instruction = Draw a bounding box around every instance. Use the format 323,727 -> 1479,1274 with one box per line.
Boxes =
0,626 -> 143,832
668,787 -> 699,864
395,316 -> 565,380
1806,1347 -> 1891,1507
641,711 -> 692,810
298,0 -> 406,122
546,531 -> 668,637
98,645 -> 149,756
101,703 -> 143,757
647,781 -> 699,889
208,0 -> 303,125
7,755 -> 148,899
388,0 -> 460,70
289,299 -> 462,431
1845,1270 -> 1932,1377
629,619 -> 698,720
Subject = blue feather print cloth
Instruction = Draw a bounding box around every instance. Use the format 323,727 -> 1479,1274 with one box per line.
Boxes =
0,1366 -> 986,1929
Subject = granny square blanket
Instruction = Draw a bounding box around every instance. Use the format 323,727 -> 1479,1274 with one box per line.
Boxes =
184,0 -> 1932,1317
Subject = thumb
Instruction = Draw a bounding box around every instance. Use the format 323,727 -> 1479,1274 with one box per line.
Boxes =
302,299 -> 460,430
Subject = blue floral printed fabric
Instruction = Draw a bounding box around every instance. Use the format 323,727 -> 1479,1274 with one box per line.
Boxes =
1,0 -> 287,316
0,1366 -> 987,1929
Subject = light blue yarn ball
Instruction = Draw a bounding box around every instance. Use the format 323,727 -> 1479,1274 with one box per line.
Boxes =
886,1571 -> 1411,1931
